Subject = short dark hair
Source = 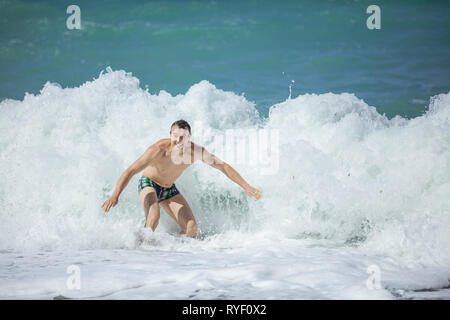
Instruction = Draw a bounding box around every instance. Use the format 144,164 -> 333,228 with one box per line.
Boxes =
170,119 -> 191,134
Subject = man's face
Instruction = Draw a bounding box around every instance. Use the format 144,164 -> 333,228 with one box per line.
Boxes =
170,126 -> 191,150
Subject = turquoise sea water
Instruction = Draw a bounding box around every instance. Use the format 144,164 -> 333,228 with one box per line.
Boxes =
1,0 -> 449,118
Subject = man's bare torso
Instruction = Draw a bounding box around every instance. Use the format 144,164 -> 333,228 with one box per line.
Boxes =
141,139 -> 199,187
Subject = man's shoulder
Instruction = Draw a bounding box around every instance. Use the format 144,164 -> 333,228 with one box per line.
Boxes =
190,141 -> 202,148
145,139 -> 169,154
190,142 -> 205,153
155,138 -> 170,147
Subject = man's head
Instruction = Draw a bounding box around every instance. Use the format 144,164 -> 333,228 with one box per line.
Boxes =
170,119 -> 191,150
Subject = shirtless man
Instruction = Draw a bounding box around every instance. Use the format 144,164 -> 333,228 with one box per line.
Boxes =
101,120 -> 262,238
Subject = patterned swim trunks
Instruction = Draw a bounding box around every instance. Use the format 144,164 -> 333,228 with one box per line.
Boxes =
138,176 -> 179,202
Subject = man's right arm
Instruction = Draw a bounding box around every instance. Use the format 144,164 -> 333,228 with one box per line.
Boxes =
101,142 -> 160,212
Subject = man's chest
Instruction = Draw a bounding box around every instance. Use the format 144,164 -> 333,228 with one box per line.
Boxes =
156,155 -> 191,175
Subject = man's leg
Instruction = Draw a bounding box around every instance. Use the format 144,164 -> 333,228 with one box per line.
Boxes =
160,193 -> 198,238
139,187 -> 160,231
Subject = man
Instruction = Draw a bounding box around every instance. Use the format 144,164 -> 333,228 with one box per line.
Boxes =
101,120 -> 262,238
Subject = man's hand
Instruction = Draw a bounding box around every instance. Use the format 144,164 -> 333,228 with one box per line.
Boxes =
244,185 -> 262,200
101,196 -> 118,212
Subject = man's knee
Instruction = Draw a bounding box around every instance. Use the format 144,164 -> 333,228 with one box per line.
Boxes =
145,205 -> 160,231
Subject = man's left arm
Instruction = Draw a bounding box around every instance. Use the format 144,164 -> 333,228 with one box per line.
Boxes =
199,146 -> 262,200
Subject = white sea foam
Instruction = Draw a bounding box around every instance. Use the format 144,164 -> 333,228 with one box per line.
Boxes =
0,68 -> 449,299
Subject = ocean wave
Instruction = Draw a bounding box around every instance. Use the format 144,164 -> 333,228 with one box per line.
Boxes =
0,67 -> 448,266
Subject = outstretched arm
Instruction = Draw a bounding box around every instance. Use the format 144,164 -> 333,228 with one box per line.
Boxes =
199,146 -> 262,200
101,142 -> 161,212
